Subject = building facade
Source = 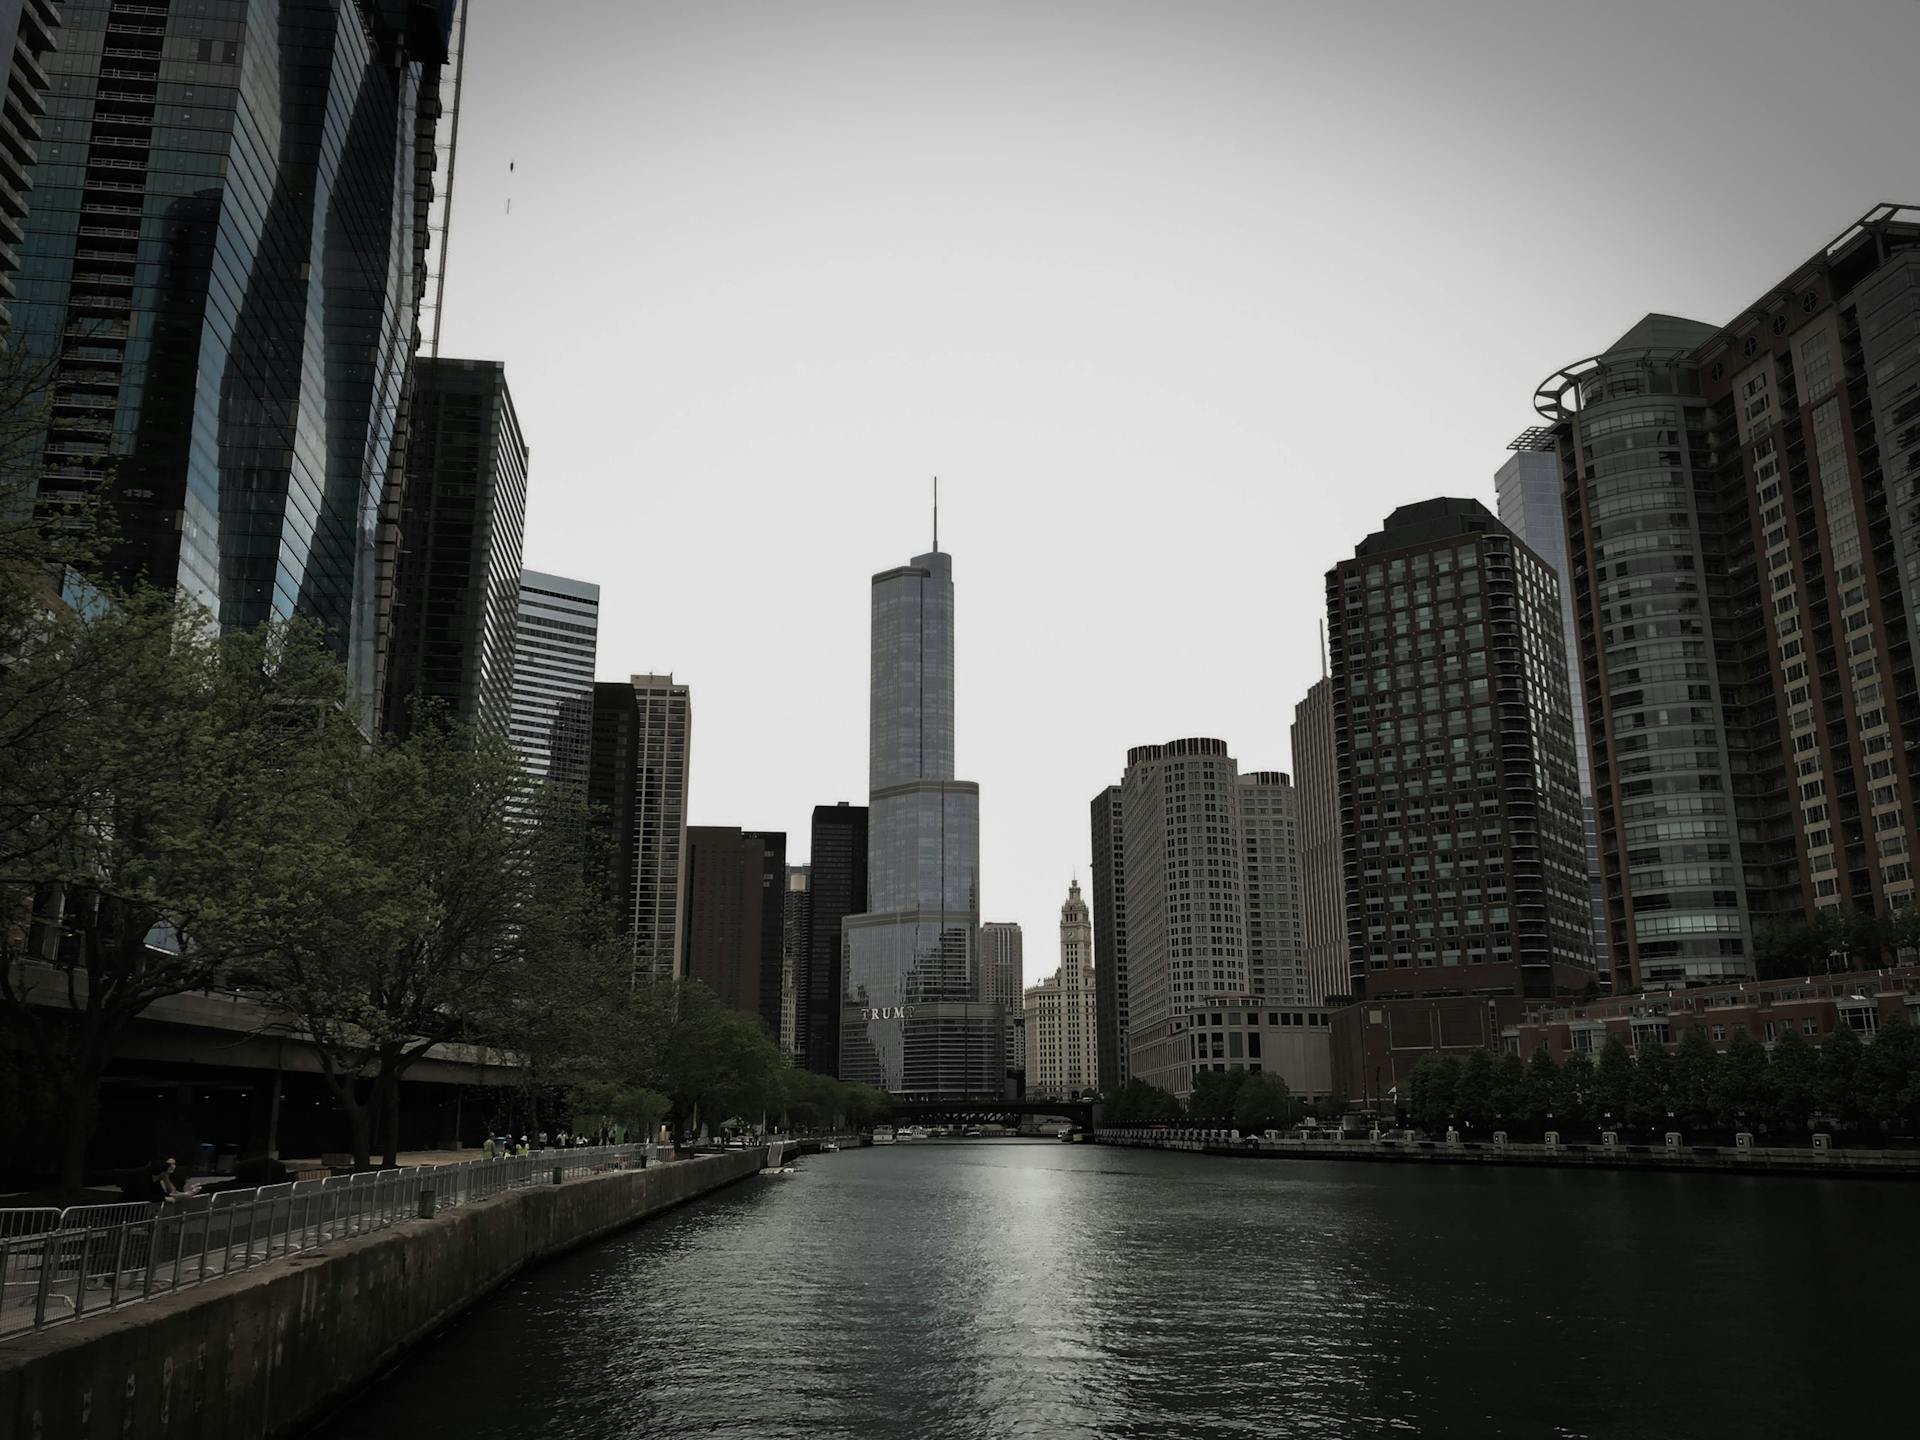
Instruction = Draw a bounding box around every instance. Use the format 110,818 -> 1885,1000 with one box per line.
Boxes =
1089,784 -> 1128,1093
14,0 -> 453,717
0,0 -> 60,330
840,544 -> 1001,1098
681,827 -> 785,1035
1326,498 -> 1594,1004
1531,205 -> 1920,990
508,569 -> 599,792
1496,447 -> 1608,976
980,920 -> 1025,1086
1290,679 -> 1347,1006
1023,883 -> 1100,1103
381,358 -> 527,739
1118,737 -> 1249,1097
586,674 -> 691,984
800,802 -> 865,1076
1238,771 -> 1308,1006
780,865 -> 810,1057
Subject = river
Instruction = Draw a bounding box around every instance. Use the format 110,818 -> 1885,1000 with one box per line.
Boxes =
322,1139 -> 1912,1438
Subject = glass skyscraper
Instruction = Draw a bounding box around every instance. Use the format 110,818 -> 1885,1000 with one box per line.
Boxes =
840,546 -> 1002,1098
12,1 -> 451,717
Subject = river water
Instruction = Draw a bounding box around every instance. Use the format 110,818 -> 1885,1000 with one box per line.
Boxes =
323,1140 -> 1912,1438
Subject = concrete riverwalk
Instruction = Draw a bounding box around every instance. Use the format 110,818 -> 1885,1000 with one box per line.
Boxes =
0,1148 -> 768,1440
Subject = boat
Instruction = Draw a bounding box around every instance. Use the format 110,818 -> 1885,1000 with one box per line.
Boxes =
871,1125 -> 897,1145
898,1124 -> 929,1141
820,1141 -> 840,1153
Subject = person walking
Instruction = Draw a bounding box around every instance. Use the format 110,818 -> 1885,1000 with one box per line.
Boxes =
482,1135 -> 495,1160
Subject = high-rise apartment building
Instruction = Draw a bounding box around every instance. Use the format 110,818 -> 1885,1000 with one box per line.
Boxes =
1326,499 -> 1595,1002
1291,679 -> 1347,1005
1530,204 -> 1920,990
1119,738 -> 1249,1094
681,827 -> 785,1035
15,1 -> 452,716
980,920 -> 1025,1083
1496,448 -> 1608,975
586,674 -> 692,984
1089,785 -> 1128,1093
509,570 -> 599,792
800,802 -> 866,1076
0,0 -> 60,330
381,358 -> 527,740
840,542 -> 1001,1098
1238,772 -> 1308,1006
780,866 -> 810,1058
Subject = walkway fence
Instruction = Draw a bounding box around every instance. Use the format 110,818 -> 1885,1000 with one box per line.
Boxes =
0,1144 -> 653,1341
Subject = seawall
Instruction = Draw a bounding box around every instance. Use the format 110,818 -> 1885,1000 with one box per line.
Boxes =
0,1149 -> 764,1440
1097,1131 -> 1920,1178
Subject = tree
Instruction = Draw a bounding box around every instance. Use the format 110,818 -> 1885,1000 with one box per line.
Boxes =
0,598 -> 351,1183
1489,1051 -> 1528,1133
1106,1077 -> 1181,1124
1407,1055 -> 1460,1136
1818,1024 -> 1864,1134
1628,1039 -> 1674,1135
1187,1067 -> 1249,1122
1595,1035 -> 1634,1130
1232,1072 -> 1301,1133
249,719 -> 568,1166
1456,1049 -> 1494,1131
659,983 -> 786,1137
1670,1026 -> 1719,1134
1554,1051 -> 1596,1134
1854,1017 -> 1920,1139
1767,1025 -> 1818,1135
1714,1029 -> 1773,1135
1518,1046 -> 1558,1136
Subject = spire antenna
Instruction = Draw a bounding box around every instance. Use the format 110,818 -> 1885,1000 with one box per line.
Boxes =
933,475 -> 939,551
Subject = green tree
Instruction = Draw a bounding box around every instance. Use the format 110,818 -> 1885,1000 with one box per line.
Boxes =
1187,1067 -> 1249,1122
1518,1046 -> 1558,1136
1854,1016 -> 1920,1139
1489,1051 -> 1529,1134
1232,1072 -> 1301,1133
1714,1029 -> 1773,1135
1554,1051 -> 1596,1134
1818,1024 -> 1865,1134
660,983 -> 786,1137
1670,1025 -> 1719,1134
1456,1049 -> 1495,1132
0,598 -> 351,1183
1767,1024 -> 1819,1135
1595,1035 -> 1634,1130
1628,1039 -> 1675,1135
1106,1077 -> 1180,1124
1408,1054 -> 1460,1136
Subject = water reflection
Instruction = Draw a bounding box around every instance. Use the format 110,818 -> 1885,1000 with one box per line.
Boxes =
325,1142 -> 1913,1438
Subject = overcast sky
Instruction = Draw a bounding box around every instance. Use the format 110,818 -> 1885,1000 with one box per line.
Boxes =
435,0 -> 1920,986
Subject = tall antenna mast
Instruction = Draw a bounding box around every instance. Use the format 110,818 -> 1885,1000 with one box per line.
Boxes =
933,475 -> 939,551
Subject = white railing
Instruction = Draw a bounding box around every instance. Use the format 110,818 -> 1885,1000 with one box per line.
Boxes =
0,1144 -> 655,1339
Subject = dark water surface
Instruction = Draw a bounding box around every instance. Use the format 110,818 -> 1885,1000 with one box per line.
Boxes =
322,1140 -> 1912,1438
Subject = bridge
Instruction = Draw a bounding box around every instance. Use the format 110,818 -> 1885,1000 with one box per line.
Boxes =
889,1098 -> 1100,1130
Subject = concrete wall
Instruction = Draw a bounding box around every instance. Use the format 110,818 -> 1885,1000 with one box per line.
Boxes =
0,1150 -> 762,1440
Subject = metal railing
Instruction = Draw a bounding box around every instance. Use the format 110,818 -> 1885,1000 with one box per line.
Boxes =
0,1144 -> 654,1339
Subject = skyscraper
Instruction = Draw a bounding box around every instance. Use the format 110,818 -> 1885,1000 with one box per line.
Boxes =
1238,772 -> 1308,1006
1089,784 -> 1128,1093
780,865 -> 810,1058
682,827 -> 785,1035
840,541 -> 1000,1098
509,570 -> 599,793
1290,679 -> 1347,1005
1119,738 -> 1249,1094
381,358 -> 527,740
586,674 -> 692,984
1531,205 -> 1920,989
800,802 -> 866,1076
979,920 -> 1024,1085
1022,880 -> 1096,1099
15,1 -> 452,716
1496,448 -> 1608,975
0,1 -> 60,331
1326,499 -> 1594,1002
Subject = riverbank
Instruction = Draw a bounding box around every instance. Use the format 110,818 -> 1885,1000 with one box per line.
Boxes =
0,1149 -> 765,1440
1096,1129 -> 1920,1177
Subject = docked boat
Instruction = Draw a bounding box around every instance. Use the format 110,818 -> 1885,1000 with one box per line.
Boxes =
898,1124 -> 930,1141
820,1141 -> 840,1153
871,1125 -> 897,1145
